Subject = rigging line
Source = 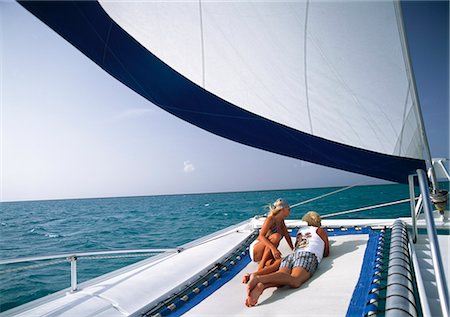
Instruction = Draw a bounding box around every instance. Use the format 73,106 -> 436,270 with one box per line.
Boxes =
394,1 -> 437,191
434,159 -> 450,181
290,182 -> 365,209
186,228 -> 254,251
321,197 -> 416,219
303,0 -> 313,134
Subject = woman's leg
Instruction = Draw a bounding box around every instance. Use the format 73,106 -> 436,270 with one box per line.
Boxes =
251,240 -> 264,263
244,234 -> 282,284
242,239 -> 265,283
258,233 -> 282,269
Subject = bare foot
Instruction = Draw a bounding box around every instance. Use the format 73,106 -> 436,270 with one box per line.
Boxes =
242,273 -> 250,284
245,282 -> 264,307
246,274 -> 260,295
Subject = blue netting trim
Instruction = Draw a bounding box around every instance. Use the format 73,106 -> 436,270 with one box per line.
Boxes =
145,227 -> 381,317
346,228 -> 386,317
143,232 -> 257,317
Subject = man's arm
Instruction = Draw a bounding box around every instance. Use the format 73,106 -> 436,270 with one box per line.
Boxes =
282,222 -> 294,250
317,227 -> 329,257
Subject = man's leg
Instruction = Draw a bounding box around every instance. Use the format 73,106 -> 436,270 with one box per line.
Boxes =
246,267 -> 312,306
242,258 -> 281,284
246,267 -> 291,297
248,267 -> 302,290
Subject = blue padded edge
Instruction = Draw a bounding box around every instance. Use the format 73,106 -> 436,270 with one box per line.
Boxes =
346,229 -> 381,317
168,253 -> 252,317
291,227 -> 371,237
168,228 -> 372,316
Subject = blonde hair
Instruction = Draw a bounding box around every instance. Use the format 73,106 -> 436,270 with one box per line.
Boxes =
268,204 -> 282,216
268,198 -> 289,216
302,211 -> 321,227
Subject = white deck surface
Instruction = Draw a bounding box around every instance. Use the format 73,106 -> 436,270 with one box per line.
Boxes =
184,234 -> 369,317
3,224 -> 255,317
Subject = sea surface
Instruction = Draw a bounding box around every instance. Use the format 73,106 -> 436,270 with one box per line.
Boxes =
1,183 -> 447,312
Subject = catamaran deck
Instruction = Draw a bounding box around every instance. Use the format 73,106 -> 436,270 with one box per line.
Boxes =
2,216 -> 449,317
184,234 -> 369,317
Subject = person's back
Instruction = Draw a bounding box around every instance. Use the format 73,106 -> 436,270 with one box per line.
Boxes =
295,226 -> 325,263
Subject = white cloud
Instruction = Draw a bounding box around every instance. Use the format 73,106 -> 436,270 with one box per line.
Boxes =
183,161 -> 195,173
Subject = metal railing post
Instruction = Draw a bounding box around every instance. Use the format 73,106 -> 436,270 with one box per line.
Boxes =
416,169 -> 450,317
0,248 -> 181,294
70,256 -> 77,292
408,173 -> 418,243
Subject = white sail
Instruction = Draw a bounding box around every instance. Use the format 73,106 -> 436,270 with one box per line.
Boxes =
100,0 -> 423,160
17,0 -> 427,182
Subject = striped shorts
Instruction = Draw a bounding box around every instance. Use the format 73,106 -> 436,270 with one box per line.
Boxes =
280,251 -> 319,274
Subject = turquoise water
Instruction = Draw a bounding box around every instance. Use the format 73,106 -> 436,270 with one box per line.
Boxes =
0,183 -> 446,312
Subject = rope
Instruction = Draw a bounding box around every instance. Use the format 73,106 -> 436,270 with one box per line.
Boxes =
0,259 -> 67,274
322,198 -> 414,219
183,227 -> 252,250
290,183 -> 361,209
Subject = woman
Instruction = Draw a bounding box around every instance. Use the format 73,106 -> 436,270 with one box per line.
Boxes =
242,198 -> 294,283
245,211 -> 329,307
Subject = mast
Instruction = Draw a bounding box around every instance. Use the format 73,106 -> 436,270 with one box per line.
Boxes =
394,0 -> 439,192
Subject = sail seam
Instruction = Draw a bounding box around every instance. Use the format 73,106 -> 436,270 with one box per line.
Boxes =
304,0 -> 313,134
102,21 -> 113,66
74,2 -> 158,102
199,0 -> 206,88
397,82 -> 411,156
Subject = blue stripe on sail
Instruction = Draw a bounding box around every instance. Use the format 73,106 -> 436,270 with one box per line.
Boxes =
18,1 -> 426,184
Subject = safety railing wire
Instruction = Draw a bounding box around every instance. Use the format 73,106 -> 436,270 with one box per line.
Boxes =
0,248 -> 179,291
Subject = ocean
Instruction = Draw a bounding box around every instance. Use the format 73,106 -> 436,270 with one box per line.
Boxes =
0,183 -> 447,312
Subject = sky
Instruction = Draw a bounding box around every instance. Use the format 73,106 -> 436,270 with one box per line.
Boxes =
1,0 -> 448,202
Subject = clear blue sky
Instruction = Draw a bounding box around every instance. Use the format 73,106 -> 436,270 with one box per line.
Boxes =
1,1 -> 448,202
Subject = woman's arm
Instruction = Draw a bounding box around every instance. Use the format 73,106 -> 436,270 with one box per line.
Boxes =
282,221 -> 294,250
317,227 -> 329,257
